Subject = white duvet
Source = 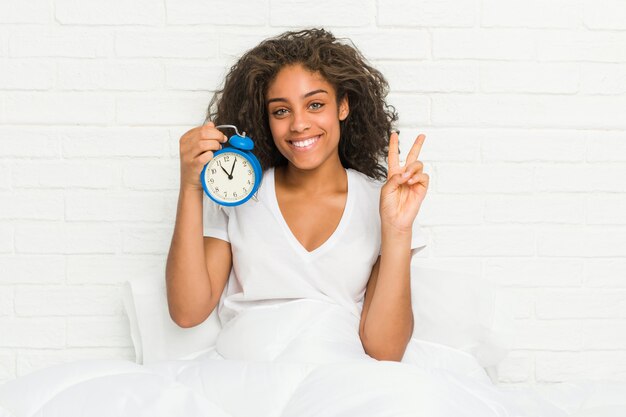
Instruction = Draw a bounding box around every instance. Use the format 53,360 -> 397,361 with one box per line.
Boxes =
1,299 -> 625,417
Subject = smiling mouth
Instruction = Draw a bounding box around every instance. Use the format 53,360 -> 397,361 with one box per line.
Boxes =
288,135 -> 321,150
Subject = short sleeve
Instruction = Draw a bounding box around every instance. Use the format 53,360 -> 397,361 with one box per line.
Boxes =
411,221 -> 428,253
202,194 -> 230,242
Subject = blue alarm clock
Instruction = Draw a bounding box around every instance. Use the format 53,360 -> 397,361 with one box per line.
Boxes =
200,125 -> 263,206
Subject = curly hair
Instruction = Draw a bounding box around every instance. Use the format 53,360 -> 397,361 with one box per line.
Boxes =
205,28 -> 398,181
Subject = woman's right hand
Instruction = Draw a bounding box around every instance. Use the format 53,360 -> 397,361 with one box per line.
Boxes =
179,121 -> 229,191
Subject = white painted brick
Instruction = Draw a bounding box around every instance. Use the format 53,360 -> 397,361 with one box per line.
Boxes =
342,30 -> 430,60
512,319 -> 581,350
481,0 -> 580,29
484,258 -> 584,287
14,223 -> 119,254
587,131 -> 626,162
56,0 -> 164,25
0,0 -> 49,24
582,320 -> 626,349
217,32 -> 277,60
16,347 -> 135,377
0,190 -> 64,220
580,63 -> 626,95
165,63 -> 228,91
435,163 -> 533,193
122,226 -> 172,254
536,289 -> 626,319
167,0 -> 267,25
0,163 -> 10,189
5,93 -> 115,125
432,94 -> 626,129
12,161 -> 117,189
378,0 -> 476,27
481,130 -> 586,162
432,226 -> 535,257
61,127 -> 170,158
66,254 -> 165,284
0,255 -> 65,284
0,128 -> 60,158
116,94 -> 208,126
57,60 -> 164,91
410,258 -> 482,276
0,59 -> 55,90
398,128 -> 480,162
538,163 -> 626,192
383,94 -> 430,125
494,288 -> 534,319
0,350 -> 16,383
484,194 -> 585,224
536,351 -> 626,382
538,226 -> 626,257
0,286 -> 14,316
584,259 -> 626,288
66,191 -> 167,222
115,32 -> 218,58
0,318 -> 65,348
480,62 -> 579,94
122,161 -> 179,190
587,195 -> 626,225
270,0 -> 372,27
377,61 -> 477,93
537,30 -> 626,62
0,225 -> 13,253
10,30 -> 113,58
418,194 -> 483,225
582,0 -> 626,30
433,29 -> 535,60
67,317 -> 131,347
496,351 -> 533,383
15,285 -> 123,316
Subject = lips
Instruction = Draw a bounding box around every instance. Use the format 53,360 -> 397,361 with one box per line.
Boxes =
288,135 -> 321,151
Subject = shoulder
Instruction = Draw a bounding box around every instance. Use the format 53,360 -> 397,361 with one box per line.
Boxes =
348,168 -> 384,207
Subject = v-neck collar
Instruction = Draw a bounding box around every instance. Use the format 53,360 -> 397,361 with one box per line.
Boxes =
267,167 -> 354,261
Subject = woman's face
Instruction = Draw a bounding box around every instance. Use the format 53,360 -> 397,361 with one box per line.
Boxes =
265,63 -> 349,172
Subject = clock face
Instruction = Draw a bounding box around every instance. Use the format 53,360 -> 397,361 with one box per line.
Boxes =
203,151 -> 256,204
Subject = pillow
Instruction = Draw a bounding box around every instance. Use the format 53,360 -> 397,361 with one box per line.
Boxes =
122,277 -> 221,364
123,266 -> 514,374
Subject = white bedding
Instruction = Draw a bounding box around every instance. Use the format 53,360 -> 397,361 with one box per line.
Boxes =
2,298 -> 626,416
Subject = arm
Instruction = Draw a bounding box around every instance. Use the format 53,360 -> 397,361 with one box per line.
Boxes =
166,122 -> 232,328
165,186 -> 232,328
359,131 -> 429,361
359,230 -> 413,361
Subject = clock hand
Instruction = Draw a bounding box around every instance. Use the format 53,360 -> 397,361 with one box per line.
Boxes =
229,157 -> 237,177
220,164 -> 230,177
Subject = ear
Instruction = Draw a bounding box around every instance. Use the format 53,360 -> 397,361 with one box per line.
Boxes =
338,94 -> 349,121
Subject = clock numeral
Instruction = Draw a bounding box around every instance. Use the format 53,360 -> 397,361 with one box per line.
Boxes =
209,178 -> 214,183
233,192 -> 238,197
223,191 -> 227,197
215,187 -> 219,192
248,169 -> 252,174
224,156 -> 230,162
243,187 -> 247,193
243,161 -> 248,167
211,169 -> 216,174
247,180 -> 251,185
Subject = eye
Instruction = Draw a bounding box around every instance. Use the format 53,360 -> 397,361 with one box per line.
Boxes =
310,102 -> 324,110
272,108 -> 288,117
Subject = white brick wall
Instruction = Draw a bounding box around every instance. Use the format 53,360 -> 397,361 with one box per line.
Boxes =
0,0 -> 625,387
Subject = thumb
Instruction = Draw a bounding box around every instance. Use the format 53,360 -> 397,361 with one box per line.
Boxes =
204,120 -> 215,127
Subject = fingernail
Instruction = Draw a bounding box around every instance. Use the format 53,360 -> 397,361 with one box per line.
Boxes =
402,172 -> 410,178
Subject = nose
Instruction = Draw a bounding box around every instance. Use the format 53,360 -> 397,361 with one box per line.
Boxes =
290,109 -> 310,133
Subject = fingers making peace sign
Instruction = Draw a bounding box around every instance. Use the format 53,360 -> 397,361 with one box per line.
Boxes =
379,131 -> 430,233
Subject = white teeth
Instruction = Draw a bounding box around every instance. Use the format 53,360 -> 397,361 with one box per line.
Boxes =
291,136 -> 319,148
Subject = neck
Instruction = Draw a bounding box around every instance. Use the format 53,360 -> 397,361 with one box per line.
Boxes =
276,160 -> 347,196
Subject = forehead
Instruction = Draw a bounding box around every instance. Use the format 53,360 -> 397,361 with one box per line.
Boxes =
266,64 -> 335,98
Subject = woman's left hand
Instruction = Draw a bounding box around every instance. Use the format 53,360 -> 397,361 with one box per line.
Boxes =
379,132 -> 429,232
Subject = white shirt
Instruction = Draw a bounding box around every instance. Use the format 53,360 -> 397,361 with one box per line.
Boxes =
203,166 -> 427,328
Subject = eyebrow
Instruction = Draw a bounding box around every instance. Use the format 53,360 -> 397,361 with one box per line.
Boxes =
266,89 -> 328,105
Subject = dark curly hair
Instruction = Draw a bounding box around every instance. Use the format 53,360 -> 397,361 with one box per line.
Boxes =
205,28 -> 398,181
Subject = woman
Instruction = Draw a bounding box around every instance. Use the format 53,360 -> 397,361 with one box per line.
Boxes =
165,27 -> 429,364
